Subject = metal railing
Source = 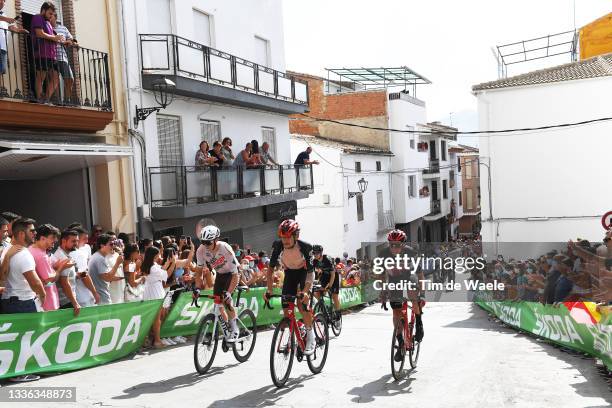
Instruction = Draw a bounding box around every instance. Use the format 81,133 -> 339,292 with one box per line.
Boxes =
423,159 -> 440,174
148,164 -> 314,207
429,199 -> 441,215
0,29 -> 112,109
139,34 -> 308,105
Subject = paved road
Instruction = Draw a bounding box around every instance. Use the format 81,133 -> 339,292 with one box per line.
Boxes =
3,301 -> 610,408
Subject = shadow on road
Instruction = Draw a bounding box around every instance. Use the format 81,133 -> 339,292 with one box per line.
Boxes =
451,303 -> 611,407
347,372 -> 415,403
208,374 -> 314,407
111,362 -> 241,400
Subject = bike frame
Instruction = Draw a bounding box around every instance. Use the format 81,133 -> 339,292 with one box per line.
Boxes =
199,289 -> 251,342
400,301 -> 416,351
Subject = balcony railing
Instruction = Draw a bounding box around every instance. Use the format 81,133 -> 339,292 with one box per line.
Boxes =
429,199 -> 441,215
0,29 -> 111,109
139,34 -> 308,105
148,164 -> 314,207
423,159 -> 440,174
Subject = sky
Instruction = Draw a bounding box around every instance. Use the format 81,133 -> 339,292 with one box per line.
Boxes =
282,0 -> 611,146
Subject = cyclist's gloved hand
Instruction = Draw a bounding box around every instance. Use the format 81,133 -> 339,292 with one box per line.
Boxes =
223,291 -> 232,304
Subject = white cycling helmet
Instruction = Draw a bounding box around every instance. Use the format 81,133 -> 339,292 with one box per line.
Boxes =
200,225 -> 220,241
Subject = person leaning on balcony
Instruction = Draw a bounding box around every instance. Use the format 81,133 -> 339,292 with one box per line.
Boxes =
261,142 -> 278,166
50,11 -> 75,105
209,141 -> 225,167
233,142 -> 255,168
195,140 -> 218,169
0,0 -> 28,83
294,146 -> 319,166
221,137 -> 235,166
31,2 -> 63,103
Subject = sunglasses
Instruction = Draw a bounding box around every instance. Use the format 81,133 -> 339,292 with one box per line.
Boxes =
389,243 -> 404,248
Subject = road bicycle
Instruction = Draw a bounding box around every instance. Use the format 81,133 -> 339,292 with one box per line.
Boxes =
386,297 -> 425,380
264,293 -> 329,388
192,285 -> 257,374
311,283 -> 342,336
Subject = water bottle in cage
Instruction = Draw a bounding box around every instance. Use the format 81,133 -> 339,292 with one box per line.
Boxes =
297,320 -> 306,339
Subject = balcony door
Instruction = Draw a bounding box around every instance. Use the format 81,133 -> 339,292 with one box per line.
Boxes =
157,115 -> 184,204
431,180 -> 438,201
429,140 -> 437,161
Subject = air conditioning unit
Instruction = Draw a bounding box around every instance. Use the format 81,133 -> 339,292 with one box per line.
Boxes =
322,194 -> 330,204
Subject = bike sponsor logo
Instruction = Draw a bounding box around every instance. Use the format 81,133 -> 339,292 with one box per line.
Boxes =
532,312 -> 583,345
487,302 -> 521,327
0,316 -> 143,376
340,287 -> 361,304
174,297 -> 260,327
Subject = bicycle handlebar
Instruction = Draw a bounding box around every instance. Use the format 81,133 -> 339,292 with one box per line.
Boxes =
263,293 -> 304,310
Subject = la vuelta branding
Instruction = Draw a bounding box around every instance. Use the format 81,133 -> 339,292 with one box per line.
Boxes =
0,300 -> 162,379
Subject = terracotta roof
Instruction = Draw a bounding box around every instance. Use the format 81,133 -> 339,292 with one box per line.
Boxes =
472,53 -> 612,91
291,134 -> 394,156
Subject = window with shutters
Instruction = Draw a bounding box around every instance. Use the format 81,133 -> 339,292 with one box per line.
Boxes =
157,115 -> 184,167
261,127 -> 276,159
376,161 -> 382,171
441,141 -> 447,161
459,191 -> 462,206
443,180 -> 448,199
254,36 -> 270,67
147,0 -> 173,34
200,120 -> 221,143
465,161 -> 472,179
357,194 -> 364,221
193,9 -> 213,47
355,162 -> 362,173
466,188 -> 473,209
408,175 -> 416,198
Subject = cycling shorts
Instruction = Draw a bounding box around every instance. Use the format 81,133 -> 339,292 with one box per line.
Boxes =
282,268 -> 307,308
320,273 -> 340,294
213,272 -> 235,298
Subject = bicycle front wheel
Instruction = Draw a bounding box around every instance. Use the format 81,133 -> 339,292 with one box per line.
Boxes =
307,314 -> 329,374
409,321 -> 421,368
391,320 -> 406,380
232,308 -> 257,363
270,318 -> 294,388
194,314 -> 219,374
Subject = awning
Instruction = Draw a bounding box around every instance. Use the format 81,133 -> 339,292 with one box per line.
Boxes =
0,140 -> 132,180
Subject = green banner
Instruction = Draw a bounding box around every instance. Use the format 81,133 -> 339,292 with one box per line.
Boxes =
474,292 -> 612,370
161,286 -> 363,338
0,300 -> 162,379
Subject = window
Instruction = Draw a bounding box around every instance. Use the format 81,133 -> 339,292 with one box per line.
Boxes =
355,161 -> 362,173
148,0 -> 172,34
477,186 -> 481,203
254,36 -> 270,67
465,161 -> 472,179
457,157 -> 461,173
157,115 -> 183,166
193,9 -> 213,47
376,190 -> 384,229
441,141 -> 447,161
410,137 -> 415,149
357,194 -> 364,221
261,127 -> 277,159
408,175 -> 416,198
459,191 -> 462,206
466,188 -> 473,209
376,161 -> 382,171
443,180 -> 448,199
200,120 -> 221,143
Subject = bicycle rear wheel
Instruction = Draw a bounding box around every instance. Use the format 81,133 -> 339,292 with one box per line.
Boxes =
307,314 -> 329,374
270,318 -> 294,388
194,314 -> 219,374
232,308 -> 257,363
391,320 -> 406,380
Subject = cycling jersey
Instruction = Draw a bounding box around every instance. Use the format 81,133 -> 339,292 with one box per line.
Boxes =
270,239 -> 313,308
196,241 -> 239,275
313,255 -> 339,294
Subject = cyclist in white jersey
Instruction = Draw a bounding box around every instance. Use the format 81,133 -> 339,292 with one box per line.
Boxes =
195,225 -> 240,342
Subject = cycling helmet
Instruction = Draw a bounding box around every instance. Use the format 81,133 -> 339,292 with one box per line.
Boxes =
387,229 -> 407,242
312,244 -> 323,253
200,225 -> 220,241
278,219 -> 300,238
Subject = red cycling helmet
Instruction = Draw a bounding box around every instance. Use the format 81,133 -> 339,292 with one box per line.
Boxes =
278,219 -> 300,238
387,229 -> 407,242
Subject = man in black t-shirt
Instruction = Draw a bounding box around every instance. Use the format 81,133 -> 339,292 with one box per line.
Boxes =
294,147 -> 319,166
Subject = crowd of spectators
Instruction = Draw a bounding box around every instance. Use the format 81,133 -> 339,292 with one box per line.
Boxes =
468,230 -> 611,305
195,137 -> 279,169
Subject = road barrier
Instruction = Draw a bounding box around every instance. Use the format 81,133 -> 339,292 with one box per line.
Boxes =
0,286 -> 364,379
474,291 -> 611,370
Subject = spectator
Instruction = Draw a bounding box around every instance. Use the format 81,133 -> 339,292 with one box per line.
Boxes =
553,257 -> 575,302
88,234 -> 124,305
51,229 -> 82,316
233,142 -> 253,168
72,227 -> 98,307
221,137 -> 235,166
139,238 -> 153,253
123,243 -> 144,302
0,215 -> 8,261
248,140 -> 263,168
294,146 -> 319,166
231,243 -> 242,259
31,2 -> 62,103
239,256 -> 257,287
261,142 -> 278,166
89,224 -> 103,247
108,236 -> 125,304
0,218 -> 45,313
0,0 -> 28,89
29,224 -> 62,311
49,12 -> 75,104
209,141 -> 225,167
141,246 -> 175,348
195,141 -> 218,168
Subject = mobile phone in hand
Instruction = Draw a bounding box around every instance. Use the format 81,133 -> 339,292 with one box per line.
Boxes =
187,236 -> 192,245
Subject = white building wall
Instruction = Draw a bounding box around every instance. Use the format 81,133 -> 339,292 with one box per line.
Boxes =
387,96 -> 430,223
290,138 -> 393,258
476,76 -> 612,243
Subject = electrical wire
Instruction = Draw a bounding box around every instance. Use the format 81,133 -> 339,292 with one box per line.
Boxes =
297,113 -> 612,137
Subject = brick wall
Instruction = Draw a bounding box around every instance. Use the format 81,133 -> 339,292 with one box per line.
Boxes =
289,73 -> 390,150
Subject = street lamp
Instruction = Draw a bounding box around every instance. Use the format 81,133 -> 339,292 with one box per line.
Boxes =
348,177 -> 368,199
134,77 -> 176,127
